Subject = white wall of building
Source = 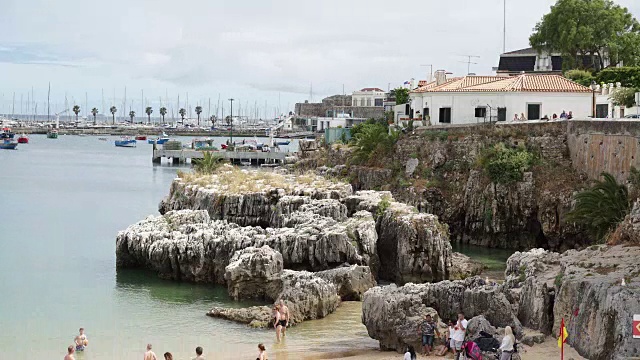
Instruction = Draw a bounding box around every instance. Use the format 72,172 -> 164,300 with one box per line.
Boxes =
410,92 -> 591,124
352,90 -> 386,107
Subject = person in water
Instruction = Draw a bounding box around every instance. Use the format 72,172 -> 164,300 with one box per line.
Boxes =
274,304 -> 282,341
257,343 -> 268,360
74,328 -> 87,352
194,346 -> 205,360
144,344 -> 158,360
278,300 -> 290,337
64,345 -> 75,360
163,352 -> 173,360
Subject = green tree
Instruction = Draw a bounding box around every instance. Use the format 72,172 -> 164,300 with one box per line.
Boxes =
564,69 -> 594,86
159,107 -> 167,123
609,87 -> 638,108
566,172 -> 630,241
145,106 -> 153,124
72,105 -> 81,121
352,122 -> 398,164
110,106 -> 117,124
91,107 -> 98,125
530,0 -> 640,70
596,67 -> 640,88
394,87 -> 410,105
129,110 -> 136,123
193,152 -> 224,174
195,106 -> 203,126
178,108 -> 186,124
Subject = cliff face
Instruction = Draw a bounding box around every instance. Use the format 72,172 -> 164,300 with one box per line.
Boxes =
316,123 -> 591,250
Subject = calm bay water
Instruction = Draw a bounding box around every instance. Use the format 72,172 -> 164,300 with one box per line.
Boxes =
0,135 -> 376,359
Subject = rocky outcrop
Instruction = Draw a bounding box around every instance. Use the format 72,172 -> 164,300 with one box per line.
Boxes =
504,246 -> 640,360
207,306 -> 273,328
449,252 -> 485,280
276,270 -> 341,324
315,265 -> 377,301
609,199 -> 640,245
224,246 -> 283,301
362,277 -> 523,352
343,211 -> 380,276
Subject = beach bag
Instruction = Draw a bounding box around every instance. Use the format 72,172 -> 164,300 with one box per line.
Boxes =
464,341 -> 483,360
475,336 -> 500,352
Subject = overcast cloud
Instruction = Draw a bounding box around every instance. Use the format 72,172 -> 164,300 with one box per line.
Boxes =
0,0 -> 638,117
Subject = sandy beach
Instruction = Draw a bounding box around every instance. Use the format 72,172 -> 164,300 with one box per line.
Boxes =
299,336 -> 587,360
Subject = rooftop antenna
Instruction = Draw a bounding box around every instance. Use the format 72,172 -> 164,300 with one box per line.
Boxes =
459,55 -> 481,75
503,0 -> 507,53
421,64 -> 434,83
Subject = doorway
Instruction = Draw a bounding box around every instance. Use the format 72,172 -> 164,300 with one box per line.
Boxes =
527,103 -> 541,120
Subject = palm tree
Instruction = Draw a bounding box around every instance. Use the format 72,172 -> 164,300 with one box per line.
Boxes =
91,107 -> 98,125
72,105 -> 81,121
110,106 -> 117,124
195,106 -> 203,126
210,115 -> 216,128
179,108 -> 186,124
159,107 -> 167,124
566,172 -> 630,241
129,110 -> 136,123
145,106 -> 153,124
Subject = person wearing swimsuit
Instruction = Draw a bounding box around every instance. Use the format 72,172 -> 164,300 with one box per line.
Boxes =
278,300 -> 290,337
74,328 -> 87,352
256,343 -> 268,360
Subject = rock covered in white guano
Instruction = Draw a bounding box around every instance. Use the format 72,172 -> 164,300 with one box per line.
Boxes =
449,252 -> 485,280
376,201 -> 452,284
224,245 -> 284,301
276,270 -> 340,324
314,265 -> 377,300
362,277 -> 523,352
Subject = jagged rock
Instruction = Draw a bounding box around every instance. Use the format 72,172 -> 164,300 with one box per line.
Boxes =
343,211 -> 380,277
520,331 -> 546,346
609,199 -> 640,245
272,197 -> 347,227
449,252 -> 485,280
315,265 -> 377,300
376,202 -> 452,284
224,246 -> 283,301
405,158 -> 419,177
276,270 -> 340,324
362,277 -> 522,352
343,190 -> 393,216
466,315 -> 497,340
207,306 -> 273,328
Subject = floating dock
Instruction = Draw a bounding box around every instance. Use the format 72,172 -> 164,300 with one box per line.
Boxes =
152,147 -> 288,165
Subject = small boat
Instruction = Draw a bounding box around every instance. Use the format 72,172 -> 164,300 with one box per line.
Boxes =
192,138 -> 217,151
1,127 -> 15,139
135,135 -> 147,141
0,139 -> 18,150
115,137 -> 137,148
147,137 -> 169,144
47,130 -> 59,139
275,140 -> 291,146
17,134 -> 29,144
98,137 -> 108,141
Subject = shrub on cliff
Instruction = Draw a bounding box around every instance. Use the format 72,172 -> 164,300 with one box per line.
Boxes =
478,143 -> 535,184
566,172 -> 630,242
351,122 -> 398,165
193,152 -> 224,174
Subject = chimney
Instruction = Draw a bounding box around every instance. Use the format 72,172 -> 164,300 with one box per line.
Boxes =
435,70 -> 447,86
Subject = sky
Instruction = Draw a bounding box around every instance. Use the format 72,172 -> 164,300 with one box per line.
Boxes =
0,0 -> 638,119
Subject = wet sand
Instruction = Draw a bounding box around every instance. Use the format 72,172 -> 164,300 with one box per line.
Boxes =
299,336 -> 587,360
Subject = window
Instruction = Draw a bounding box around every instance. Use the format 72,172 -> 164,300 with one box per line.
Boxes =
374,98 -> 383,107
366,98 -> 371,107
423,107 -> 430,120
360,99 -> 365,107
474,107 -> 487,118
596,104 -> 609,118
527,104 -> 541,120
497,107 -> 507,122
439,107 -> 452,123
353,99 -> 357,107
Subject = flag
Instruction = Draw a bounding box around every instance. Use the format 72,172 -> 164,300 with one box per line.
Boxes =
558,318 -> 568,348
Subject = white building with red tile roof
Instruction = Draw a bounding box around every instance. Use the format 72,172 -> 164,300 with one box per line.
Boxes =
352,88 -> 386,107
409,72 -> 592,124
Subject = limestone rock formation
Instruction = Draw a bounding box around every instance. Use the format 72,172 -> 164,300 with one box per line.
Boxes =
315,265 -> 377,301
343,211 -> 380,276
224,245 -> 284,301
449,252 -> 485,280
276,270 -> 340,324
362,277 -> 522,352
466,315 -> 497,341
207,306 -> 273,328
609,199 -> 640,245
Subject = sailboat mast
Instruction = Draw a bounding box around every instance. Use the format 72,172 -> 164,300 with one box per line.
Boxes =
47,84 -> 50,121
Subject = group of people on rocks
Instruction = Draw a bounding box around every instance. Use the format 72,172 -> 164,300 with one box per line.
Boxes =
405,312 -> 516,360
63,329 -> 270,360
513,110 -> 573,122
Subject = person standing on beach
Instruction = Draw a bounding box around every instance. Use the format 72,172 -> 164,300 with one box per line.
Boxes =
64,345 -> 75,360
273,304 -> 282,341
257,343 -> 268,360
194,346 -> 205,360
418,314 -> 440,355
74,328 -> 88,352
145,344 -> 158,360
278,300 -> 290,337
451,312 -> 468,360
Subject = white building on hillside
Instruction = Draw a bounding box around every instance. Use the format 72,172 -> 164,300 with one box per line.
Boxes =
409,71 -> 592,124
352,88 -> 386,107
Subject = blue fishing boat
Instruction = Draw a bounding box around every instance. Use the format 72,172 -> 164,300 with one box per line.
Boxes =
275,140 -> 291,146
1,127 -> 15,139
148,137 -> 169,144
115,137 -> 137,148
0,139 -> 18,149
